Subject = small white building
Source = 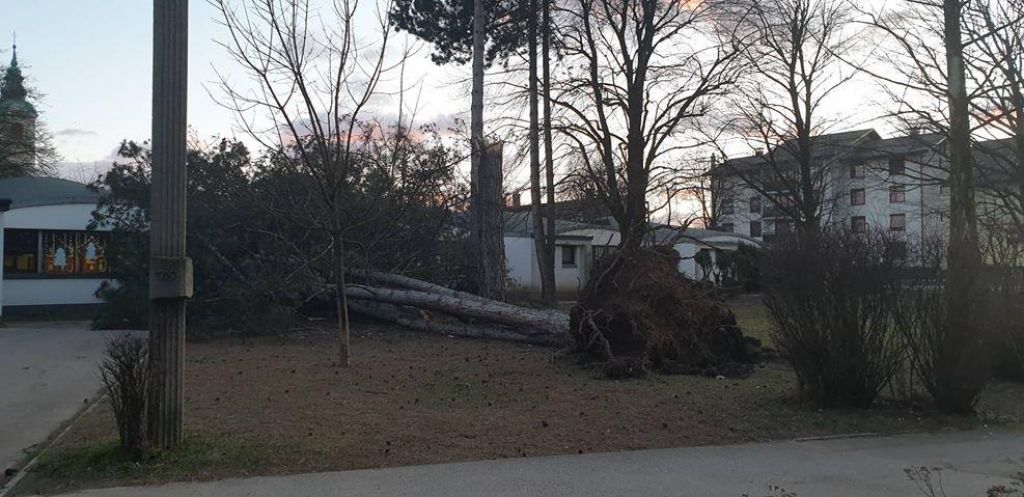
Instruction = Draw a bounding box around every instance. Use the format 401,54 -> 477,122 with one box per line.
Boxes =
0,177 -> 111,316
503,211 -> 761,298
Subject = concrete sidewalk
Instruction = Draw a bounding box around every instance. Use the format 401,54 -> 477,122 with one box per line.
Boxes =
0,324 -> 136,475
40,429 -> 1024,497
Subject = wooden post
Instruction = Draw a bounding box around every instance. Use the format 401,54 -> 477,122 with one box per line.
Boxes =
148,0 -> 192,449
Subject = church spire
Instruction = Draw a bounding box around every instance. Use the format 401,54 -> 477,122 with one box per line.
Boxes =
1,40 -> 36,118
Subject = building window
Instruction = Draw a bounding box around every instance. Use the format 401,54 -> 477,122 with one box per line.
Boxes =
851,216 -> 867,234
890,184 -> 907,203
3,229 -> 39,274
749,221 -> 762,237
850,188 -> 866,206
749,197 -> 761,214
2,229 -> 110,277
719,223 -> 735,233
850,164 -> 865,179
720,198 -> 734,215
560,245 -> 577,268
774,220 -> 793,236
889,157 -> 906,175
890,213 -> 906,231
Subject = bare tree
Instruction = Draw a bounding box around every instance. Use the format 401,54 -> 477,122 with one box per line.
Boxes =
212,0 -> 399,367
720,0 -> 861,234
552,0 -> 745,252
525,0 -> 558,303
684,154 -> 736,229
865,0 -> 987,412
541,0 -> 559,298
966,0 -> 1024,235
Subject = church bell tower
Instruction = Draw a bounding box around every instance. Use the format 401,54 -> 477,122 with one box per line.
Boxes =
0,44 -> 40,173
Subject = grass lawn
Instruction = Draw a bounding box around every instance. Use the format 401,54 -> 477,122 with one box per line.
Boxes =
729,294 -> 774,345
13,302 -> 1024,496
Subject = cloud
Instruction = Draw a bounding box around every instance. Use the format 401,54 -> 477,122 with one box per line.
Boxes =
55,128 -> 98,137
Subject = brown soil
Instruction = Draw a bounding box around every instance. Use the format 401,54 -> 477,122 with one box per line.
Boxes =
14,318 -> 1024,495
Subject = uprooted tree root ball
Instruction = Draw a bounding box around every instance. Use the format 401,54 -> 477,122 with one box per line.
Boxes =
569,247 -> 759,379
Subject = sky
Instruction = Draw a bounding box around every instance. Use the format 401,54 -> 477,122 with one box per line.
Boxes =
2,0 -> 895,197
0,0 -> 464,179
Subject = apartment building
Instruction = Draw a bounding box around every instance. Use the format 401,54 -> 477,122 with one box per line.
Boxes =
713,129 -> 953,256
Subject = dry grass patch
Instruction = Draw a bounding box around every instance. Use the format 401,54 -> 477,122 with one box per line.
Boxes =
14,317 -> 1024,495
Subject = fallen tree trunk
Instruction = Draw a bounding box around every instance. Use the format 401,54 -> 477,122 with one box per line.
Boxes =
348,268 -> 494,304
345,285 -> 568,337
347,300 -> 566,346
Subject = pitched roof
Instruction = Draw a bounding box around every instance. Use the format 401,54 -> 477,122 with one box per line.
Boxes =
719,129 -> 951,178
973,138 -> 1023,188
502,210 -> 602,238
725,129 -> 880,170
0,177 -> 102,209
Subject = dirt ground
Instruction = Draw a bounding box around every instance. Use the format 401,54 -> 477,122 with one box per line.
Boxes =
14,310 -> 1024,496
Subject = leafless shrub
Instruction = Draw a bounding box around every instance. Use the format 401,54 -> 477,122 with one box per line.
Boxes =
99,334 -> 149,460
896,238 -> 992,413
763,228 -> 906,408
982,230 -> 1024,382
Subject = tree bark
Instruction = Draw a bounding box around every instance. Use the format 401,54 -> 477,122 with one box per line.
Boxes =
469,0 -> 486,292
332,230 -> 351,367
347,300 -> 565,346
541,0 -> 558,303
345,284 -> 565,335
941,0 -> 984,412
348,268 -> 494,304
477,142 -> 507,300
528,0 -> 556,304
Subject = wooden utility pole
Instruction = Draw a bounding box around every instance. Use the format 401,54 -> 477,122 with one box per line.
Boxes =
148,0 -> 192,449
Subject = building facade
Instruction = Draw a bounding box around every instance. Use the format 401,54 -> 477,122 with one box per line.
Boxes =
714,130 -> 953,257
0,177 -> 112,315
502,211 -> 760,298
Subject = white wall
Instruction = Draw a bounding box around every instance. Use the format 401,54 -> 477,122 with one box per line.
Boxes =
554,244 -> 588,294
675,242 -> 700,278
3,278 -> 107,306
504,236 -> 591,296
2,202 -> 112,308
504,237 -> 537,290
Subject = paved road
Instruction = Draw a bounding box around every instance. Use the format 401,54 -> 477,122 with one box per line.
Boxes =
40,429 -> 1024,497
0,324 -> 125,473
